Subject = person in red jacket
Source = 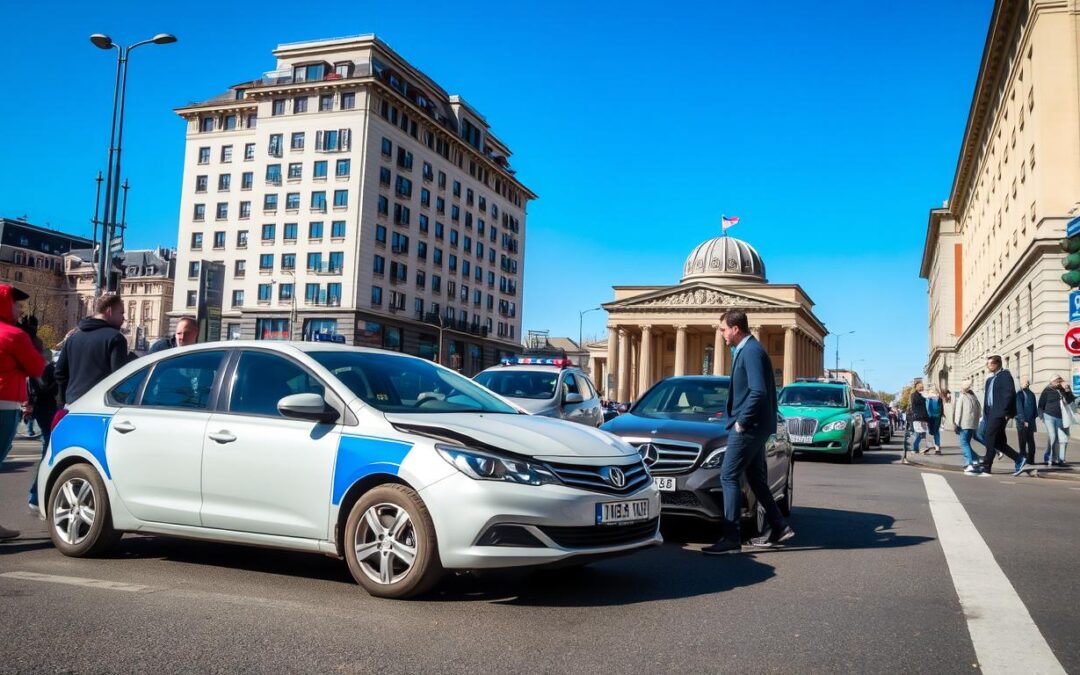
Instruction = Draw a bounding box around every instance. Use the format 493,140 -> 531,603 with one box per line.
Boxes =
0,284 -> 46,541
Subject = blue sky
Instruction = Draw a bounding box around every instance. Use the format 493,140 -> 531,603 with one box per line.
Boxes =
0,1 -> 992,393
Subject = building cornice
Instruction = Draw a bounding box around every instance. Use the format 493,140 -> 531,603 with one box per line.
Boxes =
920,208 -> 951,279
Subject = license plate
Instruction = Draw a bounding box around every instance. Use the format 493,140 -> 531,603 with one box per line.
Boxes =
653,476 -> 676,492
596,499 -> 649,525
790,435 -> 813,444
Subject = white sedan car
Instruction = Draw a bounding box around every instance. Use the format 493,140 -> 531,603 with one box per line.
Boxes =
37,342 -> 660,598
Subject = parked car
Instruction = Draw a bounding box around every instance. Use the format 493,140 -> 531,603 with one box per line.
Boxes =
777,380 -> 868,462
37,342 -> 660,599
600,376 -> 794,533
866,399 -> 892,446
474,357 -> 604,427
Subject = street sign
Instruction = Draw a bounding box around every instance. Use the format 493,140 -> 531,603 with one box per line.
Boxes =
1066,326 -> 1080,355
1070,291 -> 1080,323
1068,214 -> 1080,238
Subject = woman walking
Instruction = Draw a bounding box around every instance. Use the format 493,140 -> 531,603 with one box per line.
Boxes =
909,381 -> 930,456
1038,375 -> 1075,466
926,388 -> 943,454
953,382 -> 982,473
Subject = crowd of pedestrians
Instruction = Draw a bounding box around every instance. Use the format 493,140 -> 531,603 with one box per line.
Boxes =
901,354 -> 1075,476
0,288 -> 199,541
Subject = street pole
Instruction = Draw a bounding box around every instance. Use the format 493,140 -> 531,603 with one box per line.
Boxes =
90,32 -> 177,296
90,172 -> 103,296
834,330 -> 855,375
578,306 -> 601,349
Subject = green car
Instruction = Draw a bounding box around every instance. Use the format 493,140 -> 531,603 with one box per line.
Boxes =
777,380 -> 869,463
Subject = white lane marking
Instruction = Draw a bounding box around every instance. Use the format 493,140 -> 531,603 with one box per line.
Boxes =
921,473 -> 1065,674
0,571 -> 153,593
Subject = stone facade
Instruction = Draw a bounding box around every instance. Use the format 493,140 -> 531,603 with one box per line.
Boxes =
921,0 -> 1080,408
588,235 -> 827,402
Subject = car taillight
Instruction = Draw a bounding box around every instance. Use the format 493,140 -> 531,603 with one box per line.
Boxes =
51,408 -> 68,431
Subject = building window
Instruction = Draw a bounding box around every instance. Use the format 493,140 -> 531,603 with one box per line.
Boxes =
186,290 -> 197,307
213,231 -> 226,249
266,164 -> 282,185
336,159 -> 350,177
391,232 -> 409,254
215,203 -> 228,220
331,220 -> 346,238
272,99 -> 285,116
313,160 -> 328,179
377,196 -> 389,217
341,92 -> 355,109
381,137 -> 392,157
279,283 -> 293,301
234,259 -> 246,277
244,143 -> 255,161
311,191 -> 327,211
232,290 -> 244,307
375,224 -> 387,244
223,115 -> 237,130
200,116 -> 214,132
419,214 -> 429,233
371,285 -> 383,306
333,190 -> 348,207
281,253 -> 295,270
259,253 -> 273,271
258,284 -> 272,302
191,232 -> 203,249
288,162 -> 302,180
380,167 -> 392,186
396,176 -> 413,199
374,254 -> 385,275
269,134 -> 283,157
309,221 -> 324,240
307,252 -> 322,271
293,96 -> 308,114
261,223 -> 276,241
283,222 -> 298,240
290,132 -> 305,150
198,147 -> 210,164
286,192 -> 300,210
221,145 -> 233,163
195,175 -> 208,192
328,251 -> 344,273
239,201 -> 251,219
241,171 -> 253,190
319,94 -> 333,111
394,203 -> 411,226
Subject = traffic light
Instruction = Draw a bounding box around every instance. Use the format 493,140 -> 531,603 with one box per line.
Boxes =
1061,233 -> 1080,287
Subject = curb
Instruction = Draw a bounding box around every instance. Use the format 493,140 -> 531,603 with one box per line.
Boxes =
902,454 -> 1080,482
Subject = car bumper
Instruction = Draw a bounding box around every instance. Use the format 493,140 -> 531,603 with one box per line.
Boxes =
792,438 -> 851,454
419,472 -> 662,569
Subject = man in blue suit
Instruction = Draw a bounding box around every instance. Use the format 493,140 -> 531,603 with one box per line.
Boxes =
1015,376 -> 1038,465
703,309 -> 794,555
980,355 -> 1026,476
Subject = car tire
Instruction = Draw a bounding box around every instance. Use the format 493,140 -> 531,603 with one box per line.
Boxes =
344,484 -> 443,599
842,433 -> 855,463
779,459 -> 794,517
856,430 -> 866,458
47,463 -> 122,557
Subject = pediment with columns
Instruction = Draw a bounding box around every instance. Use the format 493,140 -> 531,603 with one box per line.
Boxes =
605,283 -> 792,311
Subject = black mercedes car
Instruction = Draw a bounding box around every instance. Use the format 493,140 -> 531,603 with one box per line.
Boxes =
601,376 -> 794,532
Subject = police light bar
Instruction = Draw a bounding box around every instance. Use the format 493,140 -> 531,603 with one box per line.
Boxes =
500,357 -> 573,367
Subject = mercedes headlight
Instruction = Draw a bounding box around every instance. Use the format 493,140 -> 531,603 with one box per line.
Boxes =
821,420 -> 848,432
700,446 -> 727,469
436,444 -> 560,486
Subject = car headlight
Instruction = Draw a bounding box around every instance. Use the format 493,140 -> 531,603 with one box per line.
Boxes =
821,420 -> 848,432
436,444 -> 560,486
700,446 -> 727,469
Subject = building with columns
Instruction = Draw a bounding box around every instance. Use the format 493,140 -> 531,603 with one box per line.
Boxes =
588,235 -> 827,402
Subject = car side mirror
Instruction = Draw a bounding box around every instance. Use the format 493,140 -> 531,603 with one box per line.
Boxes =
278,393 -> 339,423
563,392 -> 584,405
616,403 -> 629,414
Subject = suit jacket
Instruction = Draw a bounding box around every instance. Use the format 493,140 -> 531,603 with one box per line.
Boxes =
725,335 -> 777,433
1015,388 -> 1037,425
983,369 -> 1017,420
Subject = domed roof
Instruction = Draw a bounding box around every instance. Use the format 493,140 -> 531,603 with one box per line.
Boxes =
681,236 -> 766,284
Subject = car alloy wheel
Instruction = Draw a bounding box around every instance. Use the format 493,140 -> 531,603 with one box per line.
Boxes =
354,503 -> 417,585
53,477 -> 95,546
343,484 -> 443,599
780,459 -> 794,517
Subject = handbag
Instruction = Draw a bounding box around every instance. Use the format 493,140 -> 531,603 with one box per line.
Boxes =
1060,397 -> 1076,429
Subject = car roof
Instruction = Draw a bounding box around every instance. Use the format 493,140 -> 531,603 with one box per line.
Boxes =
479,364 -> 581,374
146,340 -> 427,360
784,381 -> 848,388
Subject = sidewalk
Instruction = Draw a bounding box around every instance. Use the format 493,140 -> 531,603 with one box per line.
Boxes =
903,426 -> 1080,482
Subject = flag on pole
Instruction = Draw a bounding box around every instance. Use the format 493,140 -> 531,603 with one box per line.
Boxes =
721,215 -> 740,232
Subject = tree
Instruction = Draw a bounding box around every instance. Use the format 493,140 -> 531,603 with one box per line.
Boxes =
897,384 -> 914,411
874,390 -> 896,405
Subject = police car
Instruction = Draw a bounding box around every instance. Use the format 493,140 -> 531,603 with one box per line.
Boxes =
36,342 -> 660,599
474,357 -> 605,427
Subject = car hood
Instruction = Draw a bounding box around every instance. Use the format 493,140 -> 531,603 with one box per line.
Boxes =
383,412 -> 635,461
601,413 -> 729,445
778,405 -> 850,421
503,397 -> 558,416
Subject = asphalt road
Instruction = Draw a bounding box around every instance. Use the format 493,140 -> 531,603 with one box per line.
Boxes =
1,436 -> 1077,674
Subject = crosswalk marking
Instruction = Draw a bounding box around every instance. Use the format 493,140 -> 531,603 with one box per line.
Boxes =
922,473 -> 1064,674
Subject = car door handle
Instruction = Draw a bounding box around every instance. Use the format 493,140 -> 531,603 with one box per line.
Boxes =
208,431 -> 237,444
112,420 -> 136,434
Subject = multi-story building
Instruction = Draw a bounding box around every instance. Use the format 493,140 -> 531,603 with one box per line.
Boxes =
67,248 -> 177,350
172,35 -> 534,374
0,217 -> 93,345
921,0 -> 1080,401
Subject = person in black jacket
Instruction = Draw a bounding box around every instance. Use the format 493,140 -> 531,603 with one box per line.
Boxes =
1038,374 -> 1075,466
908,381 -> 929,454
26,350 -> 58,508
980,355 -> 1025,476
55,294 -> 128,405
1015,377 -> 1038,465
148,316 -> 199,353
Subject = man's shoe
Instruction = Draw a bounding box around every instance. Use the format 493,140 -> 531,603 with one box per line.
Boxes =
0,526 -> 20,541
1012,458 -> 1029,477
963,464 -> 978,474
702,539 -> 742,555
749,525 -> 795,548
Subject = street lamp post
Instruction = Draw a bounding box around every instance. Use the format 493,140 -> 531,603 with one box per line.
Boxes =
90,32 -> 177,296
578,306 -> 602,349
833,330 -> 855,375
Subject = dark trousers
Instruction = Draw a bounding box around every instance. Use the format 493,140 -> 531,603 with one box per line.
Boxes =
1017,422 -> 1037,464
981,416 -> 1021,472
720,428 -> 786,540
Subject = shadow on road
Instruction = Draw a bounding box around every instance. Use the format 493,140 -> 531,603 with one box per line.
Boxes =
0,537 -> 54,555
795,450 -> 903,466
0,459 -> 36,474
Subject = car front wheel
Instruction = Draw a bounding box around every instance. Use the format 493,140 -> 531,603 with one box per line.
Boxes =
47,463 -> 121,557
344,484 -> 443,599
779,458 -> 794,517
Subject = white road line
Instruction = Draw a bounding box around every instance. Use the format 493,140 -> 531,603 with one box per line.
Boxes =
0,571 -> 153,593
921,473 -> 1065,674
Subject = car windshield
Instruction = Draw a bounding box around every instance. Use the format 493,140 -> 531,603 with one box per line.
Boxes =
473,370 -> 558,400
632,378 -> 730,421
779,386 -> 846,408
310,351 -> 519,415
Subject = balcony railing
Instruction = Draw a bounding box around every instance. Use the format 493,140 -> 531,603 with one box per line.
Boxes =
308,263 -> 343,275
